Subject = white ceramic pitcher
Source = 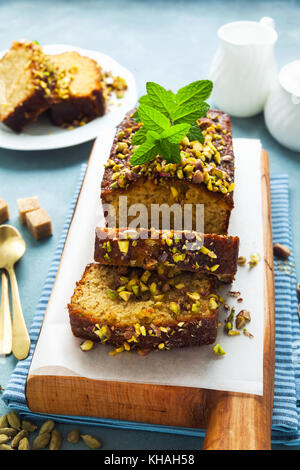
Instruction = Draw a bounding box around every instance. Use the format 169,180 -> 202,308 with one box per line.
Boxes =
264,60 -> 300,152
209,17 -> 278,117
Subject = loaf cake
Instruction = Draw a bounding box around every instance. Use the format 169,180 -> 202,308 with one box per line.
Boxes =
0,41 -> 56,132
68,263 -> 220,353
101,109 -> 234,234
94,227 -> 239,283
47,51 -> 106,127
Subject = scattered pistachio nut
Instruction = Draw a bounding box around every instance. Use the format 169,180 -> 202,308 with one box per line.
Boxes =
297,282 -> 300,301
213,343 -> 226,356
237,309 -> 251,324
67,428 -> 80,444
227,330 -> 240,336
80,340 -> 94,351
243,329 -> 254,339
18,437 -> 30,450
237,256 -> 247,266
81,434 -> 102,449
273,243 -> 290,260
248,253 -> 260,268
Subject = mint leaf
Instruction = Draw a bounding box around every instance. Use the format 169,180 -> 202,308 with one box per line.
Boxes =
161,123 -> 191,144
131,127 -> 147,145
146,82 -> 176,116
176,80 -> 213,105
187,122 -> 204,144
138,104 -> 171,133
159,140 -> 181,163
132,110 -> 141,122
130,137 -> 160,166
172,102 -> 210,125
139,95 -> 152,106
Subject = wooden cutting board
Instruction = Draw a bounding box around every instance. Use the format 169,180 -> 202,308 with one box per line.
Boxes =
26,149 -> 275,450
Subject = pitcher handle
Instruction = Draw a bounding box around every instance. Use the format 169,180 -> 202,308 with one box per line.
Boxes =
260,17 -> 276,30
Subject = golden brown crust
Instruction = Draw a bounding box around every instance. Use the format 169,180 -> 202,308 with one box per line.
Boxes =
94,228 -> 239,283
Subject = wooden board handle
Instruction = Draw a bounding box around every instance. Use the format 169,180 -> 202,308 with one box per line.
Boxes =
203,150 -> 275,450
203,391 -> 271,450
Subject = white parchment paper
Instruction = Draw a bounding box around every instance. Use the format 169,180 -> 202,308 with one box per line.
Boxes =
29,136 -> 264,396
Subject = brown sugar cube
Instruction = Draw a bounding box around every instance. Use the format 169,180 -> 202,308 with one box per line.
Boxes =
25,208 -> 52,240
17,196 -> 40,225
0,198 -> 9,224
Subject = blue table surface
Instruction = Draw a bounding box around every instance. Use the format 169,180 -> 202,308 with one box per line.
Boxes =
0,0 -> 299,450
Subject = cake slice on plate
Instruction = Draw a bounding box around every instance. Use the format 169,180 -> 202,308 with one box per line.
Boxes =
0,41 -> 56,132
47,51 -> 106,127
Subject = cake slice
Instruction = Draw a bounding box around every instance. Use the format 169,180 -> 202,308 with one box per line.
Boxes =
94,227 -> 239,283
68,263 -> 219,353
0,41 -> 56,132
47,51 -> 105,126
101,109 -> 235,235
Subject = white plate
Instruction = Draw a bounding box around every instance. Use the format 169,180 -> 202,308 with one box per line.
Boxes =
29,136 -> 264,396
0,44 -> 137,150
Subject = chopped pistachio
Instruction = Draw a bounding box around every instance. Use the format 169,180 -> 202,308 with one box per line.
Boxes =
227,330 -> 240,336
169,302 -> 179,315
237,256 -> 247,266
213,343 -> 226,356
170,186 -> 178,198
191,303 -> 200,313
209,297 -> 219,310
187,292 -> 200,301
118,290 -> 132,302
80,340 -> 94,351
107,289 -> 117,300
118,240 -> 129,255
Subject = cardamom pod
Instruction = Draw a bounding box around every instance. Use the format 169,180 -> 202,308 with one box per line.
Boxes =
0,427 -> 18,437
67,428 -> 80,444
18,437 -> 30,450
0,415 -> 8,428
22,419 -> 38,432
39,420 -> 55,435
33,431 -> 51,450
49,429 -> 62,450
7,411 -> 21,430
0,443 -> 12,450
11,429 -> 28,449
0,434 -> 11,444
81,434 -> 102,449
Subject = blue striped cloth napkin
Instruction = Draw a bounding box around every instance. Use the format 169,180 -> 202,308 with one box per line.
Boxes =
2,168 -> 300,445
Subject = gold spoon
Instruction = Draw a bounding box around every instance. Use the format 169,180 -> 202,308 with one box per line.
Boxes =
0,225 -> 30,360
0,270 -> 12,355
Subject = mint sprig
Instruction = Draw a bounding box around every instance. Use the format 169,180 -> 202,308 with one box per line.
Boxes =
129,80 -> 212,166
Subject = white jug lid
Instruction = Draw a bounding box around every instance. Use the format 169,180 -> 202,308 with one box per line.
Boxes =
279,60 -> 300,99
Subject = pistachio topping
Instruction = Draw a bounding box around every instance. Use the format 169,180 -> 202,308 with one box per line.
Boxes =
108,112 -> 234,194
